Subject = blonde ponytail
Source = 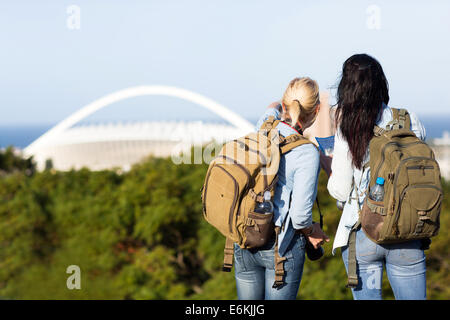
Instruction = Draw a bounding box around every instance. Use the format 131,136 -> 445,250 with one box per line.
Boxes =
281,77 -> 320,128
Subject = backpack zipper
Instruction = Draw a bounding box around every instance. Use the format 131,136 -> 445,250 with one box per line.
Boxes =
219,155 -> 252,183
390,184 -> 443,236
232,139 -> 269,190
393,157 -> 439,191
219,155 -> 252,219
215,165 -> 239,234
391,157 -> 439,212
407,165 -> 434,176
373,141 -> 427,181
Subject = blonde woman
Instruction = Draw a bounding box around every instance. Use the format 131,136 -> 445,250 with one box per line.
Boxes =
234,77 -> 329,300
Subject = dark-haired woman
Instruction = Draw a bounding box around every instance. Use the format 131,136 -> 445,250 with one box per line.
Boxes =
326,54 -> 427,300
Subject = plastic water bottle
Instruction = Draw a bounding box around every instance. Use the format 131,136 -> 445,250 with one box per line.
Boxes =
369,177 -> 385,202
254,191 -> 274,214
336,200 -> 345,211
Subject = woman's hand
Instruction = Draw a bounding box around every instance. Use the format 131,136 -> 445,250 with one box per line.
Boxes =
301,222 -> 330,249
267,101 -> 281,111
319,152 -> 333,177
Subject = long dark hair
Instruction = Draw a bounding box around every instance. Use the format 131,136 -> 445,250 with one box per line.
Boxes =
335,54 -> 389,169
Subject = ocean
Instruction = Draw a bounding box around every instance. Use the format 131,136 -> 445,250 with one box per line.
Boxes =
0,124 -> 53,149
1,116 -> 449,149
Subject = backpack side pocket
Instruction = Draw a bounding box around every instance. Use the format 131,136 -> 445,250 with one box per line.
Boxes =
361,197 -> 385,243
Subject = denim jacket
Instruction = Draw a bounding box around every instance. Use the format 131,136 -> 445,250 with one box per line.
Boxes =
327,104 -> 427,254
255,108 -> 320,256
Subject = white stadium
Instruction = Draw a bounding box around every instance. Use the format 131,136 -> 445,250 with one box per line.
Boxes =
22,85 -> 450,180
24,86 -> 254,171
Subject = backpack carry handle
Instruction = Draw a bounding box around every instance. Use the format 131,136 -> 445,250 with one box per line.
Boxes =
373,108 -> 412,137
385,128 -> 417,138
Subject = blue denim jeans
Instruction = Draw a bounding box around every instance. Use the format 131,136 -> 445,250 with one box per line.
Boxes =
341,228 -> 426,300
234,233 -> 306,300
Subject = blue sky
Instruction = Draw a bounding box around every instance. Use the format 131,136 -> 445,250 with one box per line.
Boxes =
0,0 -> 449,125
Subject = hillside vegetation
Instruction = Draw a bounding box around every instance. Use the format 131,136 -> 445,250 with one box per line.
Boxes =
0,147 -> 448,299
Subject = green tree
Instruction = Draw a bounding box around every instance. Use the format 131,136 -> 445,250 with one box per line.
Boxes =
0,148 -> 447,300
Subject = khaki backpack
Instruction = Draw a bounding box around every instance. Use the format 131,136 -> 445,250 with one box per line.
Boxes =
201,116 -> 314,288
346,108 -> 443,288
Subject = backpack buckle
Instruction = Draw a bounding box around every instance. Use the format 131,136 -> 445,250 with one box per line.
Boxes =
346,276 -> 359,288
249,189 -> 264,203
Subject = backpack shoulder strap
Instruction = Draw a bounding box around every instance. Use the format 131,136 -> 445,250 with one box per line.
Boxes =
260,116 -> 281,132
222,237 -> 234,272
260,117 -> 317,153
260,117 -> 315,153
346,221 -> 360,288
279,134 -> 317,154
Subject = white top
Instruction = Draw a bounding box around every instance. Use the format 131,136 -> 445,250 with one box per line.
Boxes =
327,104 -> 427,254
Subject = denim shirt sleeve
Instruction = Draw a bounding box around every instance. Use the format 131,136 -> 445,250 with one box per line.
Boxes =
288,144 -> 320,229
255,108 -> 281,132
